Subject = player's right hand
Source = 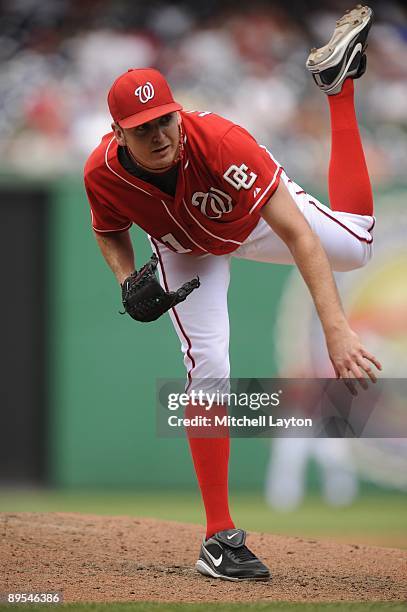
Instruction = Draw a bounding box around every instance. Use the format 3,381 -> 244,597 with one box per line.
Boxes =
325,325 -> 382,394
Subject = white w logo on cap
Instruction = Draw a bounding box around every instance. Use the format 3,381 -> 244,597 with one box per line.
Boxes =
134,82 -> 155,104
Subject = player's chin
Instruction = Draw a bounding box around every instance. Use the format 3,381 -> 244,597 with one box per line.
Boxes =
149,147 -> 176,169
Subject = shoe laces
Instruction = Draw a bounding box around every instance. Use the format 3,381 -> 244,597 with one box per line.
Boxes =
229,544 -> 257,563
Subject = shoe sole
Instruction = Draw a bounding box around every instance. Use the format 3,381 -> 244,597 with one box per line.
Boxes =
306,5 -> 372,72
196,559 -> 271,582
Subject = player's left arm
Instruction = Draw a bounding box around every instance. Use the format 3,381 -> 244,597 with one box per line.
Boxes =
260,181 -> 382,384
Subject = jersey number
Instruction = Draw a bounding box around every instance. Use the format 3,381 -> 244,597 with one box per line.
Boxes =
161,233 -> 192,253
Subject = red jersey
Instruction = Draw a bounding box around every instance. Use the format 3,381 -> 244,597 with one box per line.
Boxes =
84,111 -> 282,256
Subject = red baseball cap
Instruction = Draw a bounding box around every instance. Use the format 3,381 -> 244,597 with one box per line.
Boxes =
107,68 -> 182,129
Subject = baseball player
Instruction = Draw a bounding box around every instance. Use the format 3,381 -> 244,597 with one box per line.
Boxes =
84,5 -> 381,581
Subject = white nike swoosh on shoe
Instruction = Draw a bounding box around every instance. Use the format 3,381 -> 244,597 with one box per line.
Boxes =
341,42 -> 363,77
203,546 -> 223,567
226,532 -> 240,540
326,42 -> 363,94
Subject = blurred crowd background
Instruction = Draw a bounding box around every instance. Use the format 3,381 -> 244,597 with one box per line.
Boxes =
1,0 -> 406,188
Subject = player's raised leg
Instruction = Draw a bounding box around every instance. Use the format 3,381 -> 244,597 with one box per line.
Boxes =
306,5 -> 374,216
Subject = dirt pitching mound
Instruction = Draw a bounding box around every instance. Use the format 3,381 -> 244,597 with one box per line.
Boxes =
1,513 -> 406,603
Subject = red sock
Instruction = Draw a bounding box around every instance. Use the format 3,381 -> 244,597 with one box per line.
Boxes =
185,402 -> 234,539
328,78 -> 373,215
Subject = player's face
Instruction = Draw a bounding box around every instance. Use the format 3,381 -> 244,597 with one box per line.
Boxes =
118,113 -> 180,171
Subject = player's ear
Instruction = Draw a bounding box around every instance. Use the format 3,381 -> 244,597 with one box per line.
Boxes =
112,122 -> 126,146
176,111 -> 182,126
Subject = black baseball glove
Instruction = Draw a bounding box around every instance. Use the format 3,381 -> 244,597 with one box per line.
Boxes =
121,253 -> 200,322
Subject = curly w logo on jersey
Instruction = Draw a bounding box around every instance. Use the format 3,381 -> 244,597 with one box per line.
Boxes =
191,188 -> 233,219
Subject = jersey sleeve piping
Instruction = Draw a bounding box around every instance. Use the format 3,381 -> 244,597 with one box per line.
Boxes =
92,222 -> 132,234
249,166 -> 282,214
86,176 -> 133,234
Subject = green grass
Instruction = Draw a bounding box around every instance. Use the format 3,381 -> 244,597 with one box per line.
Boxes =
0,489 -> 406,548
0,601 -> 405,611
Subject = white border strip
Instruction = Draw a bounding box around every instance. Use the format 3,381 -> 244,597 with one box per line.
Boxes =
104,136 -> 153,196
182,199 -> 242,246
160,200 -> 208,253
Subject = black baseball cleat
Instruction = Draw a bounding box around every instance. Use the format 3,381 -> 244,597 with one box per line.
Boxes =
195,528 -> 271,581
306,4 -> 373,95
